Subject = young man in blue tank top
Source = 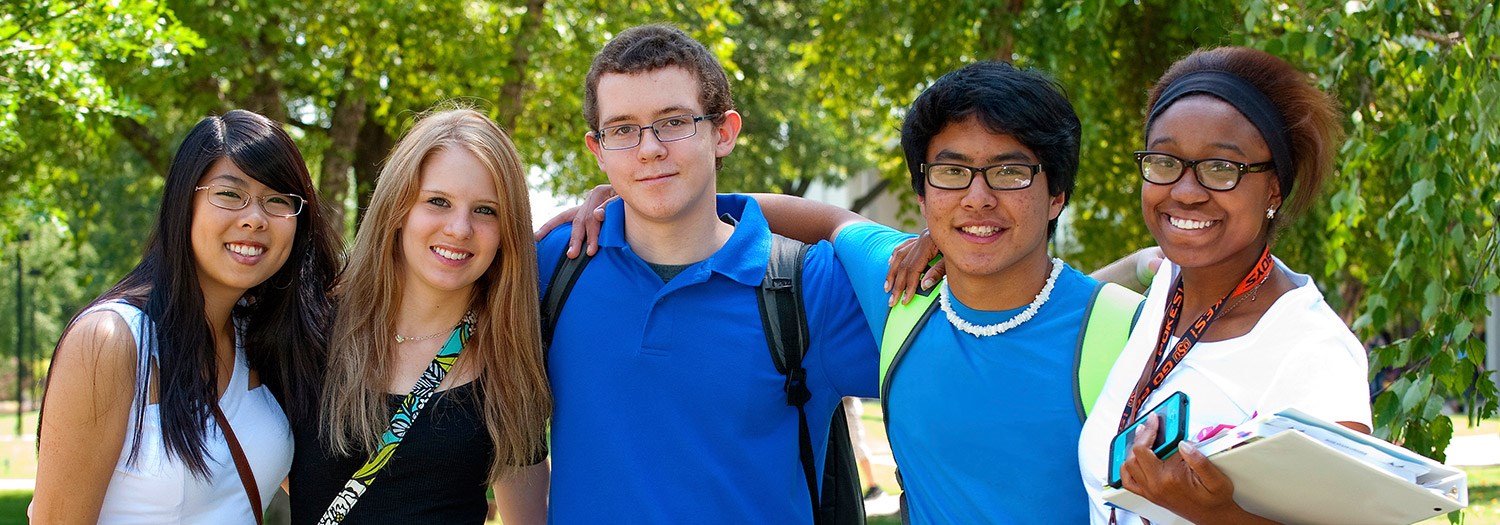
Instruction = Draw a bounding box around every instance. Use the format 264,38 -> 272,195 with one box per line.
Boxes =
748,62 -> 1141,523
534,24 -> 879,523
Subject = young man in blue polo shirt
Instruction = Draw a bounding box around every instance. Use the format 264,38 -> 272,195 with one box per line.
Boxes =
534,24 -> 878,523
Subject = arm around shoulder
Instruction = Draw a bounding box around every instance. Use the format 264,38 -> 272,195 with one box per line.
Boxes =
33,310 -> 141,524
749,193 -> 867,245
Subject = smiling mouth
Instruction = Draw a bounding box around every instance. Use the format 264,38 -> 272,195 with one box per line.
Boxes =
1167,216 -> 1219,230
226,243 -> 265,257
433,246 -> 473,261
958,225 -> 1002,237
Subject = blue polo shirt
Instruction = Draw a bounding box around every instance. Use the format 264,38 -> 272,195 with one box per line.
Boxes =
539,195 -> 878,524
834,221 -> 1095,524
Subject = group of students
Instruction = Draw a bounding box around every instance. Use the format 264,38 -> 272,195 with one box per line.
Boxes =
32,21 -> 1372,525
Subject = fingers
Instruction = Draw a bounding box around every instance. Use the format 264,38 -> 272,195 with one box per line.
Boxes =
535,205 -> 582,242
563,185 -> 618,258
1179,441 -> 1234,497
566,208 -> 589,259
1136,246 -> 1165,287
922,260 -> 945,292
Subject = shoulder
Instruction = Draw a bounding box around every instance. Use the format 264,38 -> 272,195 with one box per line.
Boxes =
47,306 -> 143,412
1261,276 -> 1364,359
536,223 -> 577,286
55,306 -> 142,371
831,222 -> 912,274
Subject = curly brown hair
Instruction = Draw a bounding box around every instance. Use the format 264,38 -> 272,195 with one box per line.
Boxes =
583,24 -> 734,135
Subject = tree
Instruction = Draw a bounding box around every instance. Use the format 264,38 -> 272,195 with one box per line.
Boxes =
2,0 -> 1494,475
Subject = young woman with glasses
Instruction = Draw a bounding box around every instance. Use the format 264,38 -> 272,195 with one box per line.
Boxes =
1076,47 -> 1372,524
34,109 -> 342,523
288,108 -> 551,524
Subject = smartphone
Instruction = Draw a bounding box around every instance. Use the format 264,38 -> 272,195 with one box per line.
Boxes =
1107,391 -> 1189,489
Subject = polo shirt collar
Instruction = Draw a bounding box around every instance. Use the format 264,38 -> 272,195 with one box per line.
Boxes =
597,194 -> 771,287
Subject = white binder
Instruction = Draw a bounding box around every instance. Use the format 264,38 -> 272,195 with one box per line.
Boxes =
1102,409 -> 1467,525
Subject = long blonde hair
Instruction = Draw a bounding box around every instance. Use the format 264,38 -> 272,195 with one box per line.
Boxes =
321,107 -> 551,482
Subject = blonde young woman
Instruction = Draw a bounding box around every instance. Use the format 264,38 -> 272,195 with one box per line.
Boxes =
288,108 -> 552,524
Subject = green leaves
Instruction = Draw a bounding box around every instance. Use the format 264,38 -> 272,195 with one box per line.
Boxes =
0,0 -> 1496,479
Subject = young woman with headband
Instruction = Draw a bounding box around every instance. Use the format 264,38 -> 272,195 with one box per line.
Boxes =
1076,47 -> 1371,524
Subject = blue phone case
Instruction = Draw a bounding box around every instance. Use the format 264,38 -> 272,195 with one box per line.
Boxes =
1108,391 -> 1190,489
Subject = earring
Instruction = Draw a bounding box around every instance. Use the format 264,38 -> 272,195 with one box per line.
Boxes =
1265,208 -> 1277,220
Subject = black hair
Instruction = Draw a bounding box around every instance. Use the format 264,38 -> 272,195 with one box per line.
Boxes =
901,61 -> 1081,237
43,110 -> 341,477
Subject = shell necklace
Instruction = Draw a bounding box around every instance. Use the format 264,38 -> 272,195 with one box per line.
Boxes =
939,257 -> 1063,338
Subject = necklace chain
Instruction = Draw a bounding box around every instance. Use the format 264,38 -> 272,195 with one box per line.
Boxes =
1217,278 -> 1266,319
939,257 -> 1063,338
393,311 -> 474,344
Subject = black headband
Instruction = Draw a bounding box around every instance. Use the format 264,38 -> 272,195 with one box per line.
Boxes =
1146,70 -> 1293,199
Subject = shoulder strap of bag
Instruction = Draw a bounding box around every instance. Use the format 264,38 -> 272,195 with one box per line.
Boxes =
210,403 -> 262,525
1073,282 -> 1146,420
542,249 -> 594,347
758,235 -> 864,524
756,234 -> 819,518
318,318 -> 472,524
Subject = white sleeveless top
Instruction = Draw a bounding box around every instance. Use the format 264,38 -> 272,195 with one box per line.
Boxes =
89,302 -> 294,524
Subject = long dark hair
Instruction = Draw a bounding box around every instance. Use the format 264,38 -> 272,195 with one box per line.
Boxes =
43,109 -> 341,477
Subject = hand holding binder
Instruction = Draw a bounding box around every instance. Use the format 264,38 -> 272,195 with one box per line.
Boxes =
1113,415 -> 1265,524
1104,409 -> 1468,525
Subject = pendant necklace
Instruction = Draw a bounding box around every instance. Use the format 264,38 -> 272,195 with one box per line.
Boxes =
394,311 -> 473,344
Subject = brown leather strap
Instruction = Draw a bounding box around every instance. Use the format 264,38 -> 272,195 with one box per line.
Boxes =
211,403 -> 264,525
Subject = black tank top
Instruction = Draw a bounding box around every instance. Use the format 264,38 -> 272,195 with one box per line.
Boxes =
288,382 -> 492,524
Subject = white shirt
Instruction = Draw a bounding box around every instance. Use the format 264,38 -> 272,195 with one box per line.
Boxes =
1078,259 -> 1372,525
89,302 -> 294,524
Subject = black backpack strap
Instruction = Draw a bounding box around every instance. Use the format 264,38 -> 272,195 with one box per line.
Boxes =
756,235 -> 817,516
541,249 -> 594,351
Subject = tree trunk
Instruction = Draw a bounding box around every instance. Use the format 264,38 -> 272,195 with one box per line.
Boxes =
351,114 -> 395,230
320,82 -> 367,237
497,0 -> 547,131
244,22 -> 288,122
993,0 -> 1025,61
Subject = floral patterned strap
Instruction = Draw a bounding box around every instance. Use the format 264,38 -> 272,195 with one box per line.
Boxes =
318,315 -> 473,524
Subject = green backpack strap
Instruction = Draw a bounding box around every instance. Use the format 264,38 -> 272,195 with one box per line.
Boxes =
878,280 -> 941,397
1073,281 -> 1146,420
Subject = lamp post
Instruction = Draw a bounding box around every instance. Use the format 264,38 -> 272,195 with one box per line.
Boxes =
14,231 -> 27,436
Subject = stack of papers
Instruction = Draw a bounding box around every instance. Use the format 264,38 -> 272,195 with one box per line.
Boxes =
1102,408 -> 1467,525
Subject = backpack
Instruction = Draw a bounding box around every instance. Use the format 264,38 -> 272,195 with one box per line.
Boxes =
876,275 -> 1144,520
541,234 -> 866,525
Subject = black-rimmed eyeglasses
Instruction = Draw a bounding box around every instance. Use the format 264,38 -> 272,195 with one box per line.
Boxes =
922,162 -> 1042,191
195,185 -> 305,217
1135,151 -> 1274,192
593,113 -> 723,150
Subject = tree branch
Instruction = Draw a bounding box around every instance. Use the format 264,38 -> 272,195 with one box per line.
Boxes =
109,115 -> 168,177
849,177 -> 891,215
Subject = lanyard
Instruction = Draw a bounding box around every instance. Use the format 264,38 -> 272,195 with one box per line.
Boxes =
1115,247 -> 1273,433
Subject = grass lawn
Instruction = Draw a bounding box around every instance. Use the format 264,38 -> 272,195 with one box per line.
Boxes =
0,410 -> 37,480
0,490 -> 28,525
